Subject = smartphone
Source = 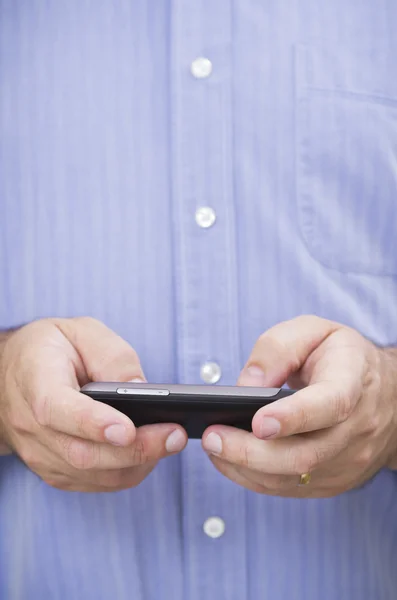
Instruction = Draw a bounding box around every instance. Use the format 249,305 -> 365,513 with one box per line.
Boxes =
80,382 -> 295,438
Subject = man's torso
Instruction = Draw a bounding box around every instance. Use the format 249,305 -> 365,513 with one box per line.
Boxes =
1,1 -> 397,598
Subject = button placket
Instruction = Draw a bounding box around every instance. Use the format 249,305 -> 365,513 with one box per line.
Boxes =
171,2 -> 247,598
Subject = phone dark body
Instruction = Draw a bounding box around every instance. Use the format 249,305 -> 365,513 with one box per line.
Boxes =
80,382 -> 295,438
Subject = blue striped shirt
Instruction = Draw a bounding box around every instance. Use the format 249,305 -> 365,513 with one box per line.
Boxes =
1,1 -> 397,598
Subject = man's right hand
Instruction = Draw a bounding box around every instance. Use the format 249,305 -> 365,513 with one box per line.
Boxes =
0,317 -> 187,492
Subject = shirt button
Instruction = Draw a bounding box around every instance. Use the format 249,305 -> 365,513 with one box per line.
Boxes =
195,207 -> 216,228
200,361 -> 222,384
203,517 -> 226,539
190,57 -> 213,79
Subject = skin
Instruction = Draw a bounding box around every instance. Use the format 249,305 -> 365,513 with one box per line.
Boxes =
0,317 -> 187,492
1,314 -> 396,498
202,315 -> 397,498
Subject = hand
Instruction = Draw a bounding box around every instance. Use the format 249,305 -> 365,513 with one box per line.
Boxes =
0,317 -> 187,492
202,315 -> 397,498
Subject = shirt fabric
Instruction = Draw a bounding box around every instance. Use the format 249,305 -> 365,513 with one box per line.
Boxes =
1,1 -> 397,599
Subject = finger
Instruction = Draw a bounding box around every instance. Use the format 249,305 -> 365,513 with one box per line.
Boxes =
209,456 -> 317,497
251,380 -> 358,439
211,458 -> 328,498
29,386 -> 137,445
237,315 -> 340,388
202,425 -> 347,475
47,461 -> 158,491
55,316 -> 146,384
232,459 -> 357,498
42,466 -> 156,493
210,454 -> 296,491
53,423 -> 187,470
206,453 -> 309,496
207,455 -> 269,494
17,437 -> 159,492
85,462 -> 158,490
250,330 -> 367,438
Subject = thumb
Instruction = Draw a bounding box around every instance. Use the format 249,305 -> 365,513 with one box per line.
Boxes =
55,316 -> 146,384
237,315 -> 340,387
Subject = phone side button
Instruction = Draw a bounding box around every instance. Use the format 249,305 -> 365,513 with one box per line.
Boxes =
116,388 -> 170,396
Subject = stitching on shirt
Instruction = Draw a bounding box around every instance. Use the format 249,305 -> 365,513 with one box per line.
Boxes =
305,86 -> 397,109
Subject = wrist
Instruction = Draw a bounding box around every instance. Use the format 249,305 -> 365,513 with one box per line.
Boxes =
379,347 -> 397,469
0,329 -> 18,456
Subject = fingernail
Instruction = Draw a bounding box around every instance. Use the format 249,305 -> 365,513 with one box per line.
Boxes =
165,429 -> 186,453
260,417 -> 281,439
129,377 -> 145,383
238,365 -> 267,387
104,424 -> 129,446
203,432 -> 223,455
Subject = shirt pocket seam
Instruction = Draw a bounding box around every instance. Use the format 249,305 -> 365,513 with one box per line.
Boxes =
295,44 -> 397,277
305,86 -> 397,109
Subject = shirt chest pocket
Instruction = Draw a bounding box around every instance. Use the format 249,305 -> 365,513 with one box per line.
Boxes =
295,43 -> 397,276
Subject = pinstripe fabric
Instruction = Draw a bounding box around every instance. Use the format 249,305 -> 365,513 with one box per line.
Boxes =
1,1 -> 397,598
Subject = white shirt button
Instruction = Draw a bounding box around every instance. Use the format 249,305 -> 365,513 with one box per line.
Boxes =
195,207 -> 216,228
203,517 -> 225,539
200,361 -> 222,384
190,57 -> 213,79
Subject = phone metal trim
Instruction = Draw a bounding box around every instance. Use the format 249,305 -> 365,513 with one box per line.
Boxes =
116,387 -> 170,396
81,381 -> 282,398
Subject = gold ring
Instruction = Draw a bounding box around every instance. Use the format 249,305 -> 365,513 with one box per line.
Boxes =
298,472 -> 311,486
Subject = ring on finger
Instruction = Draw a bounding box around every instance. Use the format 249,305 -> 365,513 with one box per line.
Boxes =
298,472 -> 311,486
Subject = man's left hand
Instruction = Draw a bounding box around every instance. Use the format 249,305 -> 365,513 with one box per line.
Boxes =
202,316 -> 397,497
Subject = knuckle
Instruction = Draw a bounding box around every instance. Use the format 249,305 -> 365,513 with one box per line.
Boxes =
43,478 -> 59,489
31,394 -> 53,427
258,332 -> 268,346
333,390 -> 352,423
114,348 -> 140,372
262,474 -> 290,491
73,408 -> 94,439
43,477 -> 61,489
7,408 -> 32,435
237,443 -> 252,468
293,406 -> 310,432
19,445 -> 40,469
131,439 -> 148,465
91,347 -> 140,383
259,331 -> 276,348
363,412 -> 381,435
73,315 -> 100,328
313,443 -> 330,464
96,470 -> 125,489
354,447 -> 373,468
289,447 -> 319,475
63,438 -> 98,471
95,469 -> 138,490
300,314 -> 328,330
43,474 -> 71,491
361,342 -> 378,378
115,346 -> 140,371
262,333 -> 301,372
